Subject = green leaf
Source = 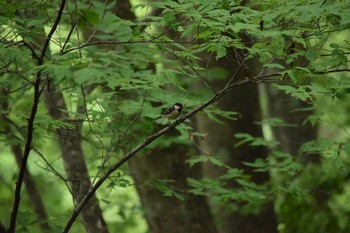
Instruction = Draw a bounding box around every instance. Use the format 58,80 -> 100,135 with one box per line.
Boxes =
243,158 -> 267,170
305,49 -> 318,62
220,168 -> 245,180
203,108 -> 240,124
329,43 -> 339,49
116,24 -> 133,41
186,155 -> 225,168
209,43 -> 227,60
274,84 -> 311,101
163,11 -> 176,25
44,63 -> 72,83
263,63 -> 285,70
79,8 -> 100,26
74,67 -> 104,84
229,22 -> 259,33
118,100 -> 142,116
147,179 -> 184,201
234,133 -> 279,147
181,24 -> 197,38
343,143 -> 350,156
286,70 -> 298,83
299,139 -> 335,155
257,117 -> 297,127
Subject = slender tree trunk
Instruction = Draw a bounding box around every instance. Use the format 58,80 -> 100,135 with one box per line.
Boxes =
44,85 -> 109,233
196,87 -> 278,233
258,38 -> 319,160
11,145 -> 51,232
0,88 -> 51,232
261,81 -> 318,163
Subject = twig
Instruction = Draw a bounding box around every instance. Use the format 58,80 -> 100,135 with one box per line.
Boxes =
167,48 -> 218,95
32,147 -> 73,196
60,23 -> 76,54
314,68 -> 350,74
39,0 -> 66,64
91,92 -> 147,187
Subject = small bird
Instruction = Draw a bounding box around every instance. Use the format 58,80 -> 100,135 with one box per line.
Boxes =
158,103 -> 183,120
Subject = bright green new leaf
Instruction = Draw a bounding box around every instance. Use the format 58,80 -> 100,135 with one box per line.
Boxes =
74,67 -> 104,84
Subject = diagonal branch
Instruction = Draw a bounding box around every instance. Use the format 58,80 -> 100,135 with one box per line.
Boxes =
39,0 -> 66,64
62,74 -> 251,233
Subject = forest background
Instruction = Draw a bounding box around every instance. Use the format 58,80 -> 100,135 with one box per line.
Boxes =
1,0 -> 350,233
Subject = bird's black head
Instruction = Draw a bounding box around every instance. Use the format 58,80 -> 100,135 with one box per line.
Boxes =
173,103 -> 183,110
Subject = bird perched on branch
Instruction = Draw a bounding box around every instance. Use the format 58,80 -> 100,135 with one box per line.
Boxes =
157,103 -> 183,120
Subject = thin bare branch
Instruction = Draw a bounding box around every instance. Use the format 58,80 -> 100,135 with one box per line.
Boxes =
166,48 -> 218,95
39,0 -> 66,64
32,147 -> 73,196
60,23 -> 76,54
314,68 -> 350,74
61,66 -> 255,232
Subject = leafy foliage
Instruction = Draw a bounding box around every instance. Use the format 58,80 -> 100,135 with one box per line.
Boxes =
0,0 -> 350,232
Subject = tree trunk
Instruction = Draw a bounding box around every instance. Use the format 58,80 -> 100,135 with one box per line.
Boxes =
261,80 -> 318,163
113,1 -> 218,232
195,49 -> 278,233
128,143 -> 218,233
44,85 -> 109,233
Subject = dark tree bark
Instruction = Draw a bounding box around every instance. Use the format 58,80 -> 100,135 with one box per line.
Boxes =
128,143 -> 217,233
